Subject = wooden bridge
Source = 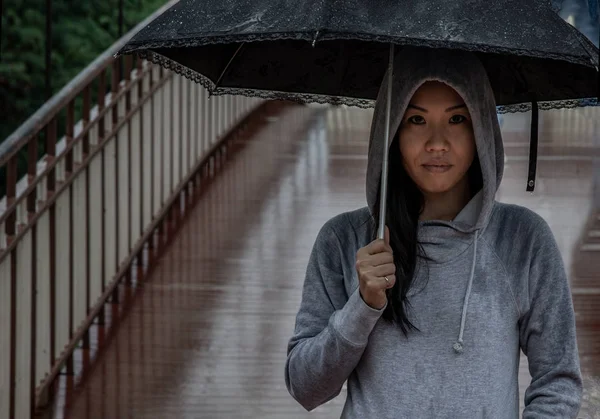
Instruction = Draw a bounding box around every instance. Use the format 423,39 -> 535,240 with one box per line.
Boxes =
1,8 -> 599,419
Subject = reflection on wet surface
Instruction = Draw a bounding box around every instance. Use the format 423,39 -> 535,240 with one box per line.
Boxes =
49,103 -> 600,418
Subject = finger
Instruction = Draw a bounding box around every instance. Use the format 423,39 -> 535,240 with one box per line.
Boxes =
372,274 -> 396,289
364,238 -> 387,255
356,254 -> 394,274
369,263 -> 396,278
360,264 -> 396,282
366,252 -> 394,267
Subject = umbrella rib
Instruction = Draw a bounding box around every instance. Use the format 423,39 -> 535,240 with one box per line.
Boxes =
312,30 -> 320,47
214,43 -> 246,92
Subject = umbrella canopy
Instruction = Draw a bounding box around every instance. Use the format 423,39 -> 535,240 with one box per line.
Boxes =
117,0 -> 599,112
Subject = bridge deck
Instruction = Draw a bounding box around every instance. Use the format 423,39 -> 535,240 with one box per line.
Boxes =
43,106 -> 600,418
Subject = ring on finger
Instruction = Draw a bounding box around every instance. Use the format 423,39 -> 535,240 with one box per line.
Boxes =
384,276 -> 390,284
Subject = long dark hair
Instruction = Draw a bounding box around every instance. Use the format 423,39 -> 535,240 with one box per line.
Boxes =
371,134 -> 483,338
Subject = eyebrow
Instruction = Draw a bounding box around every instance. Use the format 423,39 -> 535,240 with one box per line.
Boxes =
407,103 -> 467,113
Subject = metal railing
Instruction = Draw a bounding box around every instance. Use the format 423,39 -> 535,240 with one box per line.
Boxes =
0,2 -> 269,417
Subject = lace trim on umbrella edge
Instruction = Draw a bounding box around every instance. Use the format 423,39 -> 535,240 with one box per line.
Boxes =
136,50 -> 599,113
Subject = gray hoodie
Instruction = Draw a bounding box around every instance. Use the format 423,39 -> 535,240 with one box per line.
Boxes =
284,47 -> 583,418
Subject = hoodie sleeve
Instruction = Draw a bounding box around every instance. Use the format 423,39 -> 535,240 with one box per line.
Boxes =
519,217 -> 583,418
284,220 -> 386,411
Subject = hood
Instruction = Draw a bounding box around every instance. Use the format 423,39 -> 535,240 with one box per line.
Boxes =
365,47 -> 505,354
366,46 -> 505,234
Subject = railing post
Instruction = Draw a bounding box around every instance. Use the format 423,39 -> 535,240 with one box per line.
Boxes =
5,156 -> 17,242
27,137 -> 38,216
82,84 -> 92,346
5,154 -> 17,418
98,69 -> 107,306
125,55 -> 133,256
29,224 -> 37,418
112,58 -> 120,304
45,119 -> 57,386
98,69 -> 107,136
112,60 -> 120,125
82,85 -> 91,155
67,100 -> 75,377
27,135 -> 38,417
137,58 -> 145,240
66,100 -> 75,173
46,120 -> 57,196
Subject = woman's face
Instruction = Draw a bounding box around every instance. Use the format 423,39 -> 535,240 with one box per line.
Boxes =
398,81 -> 476,196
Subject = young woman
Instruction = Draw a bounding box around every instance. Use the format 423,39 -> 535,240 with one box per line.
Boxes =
284,47 -> 582,418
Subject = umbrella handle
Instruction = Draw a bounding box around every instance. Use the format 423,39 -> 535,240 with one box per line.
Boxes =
377,44 -> 395,240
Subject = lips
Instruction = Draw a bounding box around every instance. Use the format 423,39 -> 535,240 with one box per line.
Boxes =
422,160 -> 453,173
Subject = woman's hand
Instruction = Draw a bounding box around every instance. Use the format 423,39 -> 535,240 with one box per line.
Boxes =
355,226 -> 396,310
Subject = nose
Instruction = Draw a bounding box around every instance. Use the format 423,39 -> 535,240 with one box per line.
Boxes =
425,129 -> 450,152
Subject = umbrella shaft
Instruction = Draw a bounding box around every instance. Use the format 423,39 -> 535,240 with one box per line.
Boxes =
377,44 -> 394,240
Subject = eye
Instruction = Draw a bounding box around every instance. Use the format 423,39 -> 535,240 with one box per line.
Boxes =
450,115 -> 467,124
408,115 -> 425,125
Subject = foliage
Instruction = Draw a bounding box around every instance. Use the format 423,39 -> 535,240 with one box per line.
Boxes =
0,0 -> 165,142
0,0 -> 165,196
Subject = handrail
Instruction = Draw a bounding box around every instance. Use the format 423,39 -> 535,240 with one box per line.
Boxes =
0,1 -> 270,417
0,0 -> 179,167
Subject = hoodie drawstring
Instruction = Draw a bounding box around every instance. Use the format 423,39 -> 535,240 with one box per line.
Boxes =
453,230 -> 479,354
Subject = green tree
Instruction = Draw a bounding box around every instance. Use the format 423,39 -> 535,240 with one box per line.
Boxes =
0,0 -> 165,197
0,0 -> 165,142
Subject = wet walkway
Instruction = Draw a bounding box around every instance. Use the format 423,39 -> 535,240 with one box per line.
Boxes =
48,104 -> 600,418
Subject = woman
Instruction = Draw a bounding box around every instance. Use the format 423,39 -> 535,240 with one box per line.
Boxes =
284,47 -> 582,418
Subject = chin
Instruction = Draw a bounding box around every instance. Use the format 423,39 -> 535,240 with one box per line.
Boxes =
419,185 -> 455,195
416,179 -> 460,195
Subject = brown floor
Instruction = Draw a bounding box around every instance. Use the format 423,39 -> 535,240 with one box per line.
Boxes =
49,105 -> 600,418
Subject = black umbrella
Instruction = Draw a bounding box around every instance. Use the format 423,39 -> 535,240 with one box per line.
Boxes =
118,0 -> 598,108
117,0 -> 599,238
